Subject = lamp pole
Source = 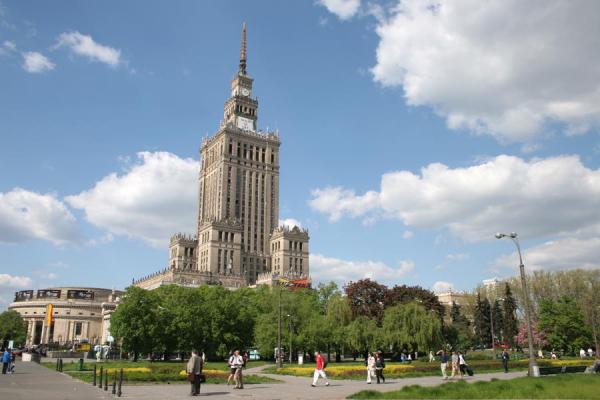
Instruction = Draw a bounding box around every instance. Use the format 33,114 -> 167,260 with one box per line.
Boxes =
287,314 -> 293,364
277,283 -> 283,368
588,282 -> 599,360
495,232 -> 539,377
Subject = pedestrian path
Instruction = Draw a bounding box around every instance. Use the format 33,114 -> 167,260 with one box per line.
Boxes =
0,360 -> 113,400
120,364 -> 527,399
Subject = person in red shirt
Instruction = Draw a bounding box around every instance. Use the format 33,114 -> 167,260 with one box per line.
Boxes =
311,351 -> 329,387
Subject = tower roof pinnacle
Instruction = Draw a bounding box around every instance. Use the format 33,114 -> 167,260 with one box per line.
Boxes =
239,22 -> 247,75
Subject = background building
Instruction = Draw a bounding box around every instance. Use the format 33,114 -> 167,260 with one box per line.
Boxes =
135,24 -> 309,290
8,287 -> 122,347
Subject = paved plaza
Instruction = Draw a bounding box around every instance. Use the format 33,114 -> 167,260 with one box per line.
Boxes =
0,360 -> 527,400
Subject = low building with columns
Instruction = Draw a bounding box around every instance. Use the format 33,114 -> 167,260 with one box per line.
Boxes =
8,287 -> 122,347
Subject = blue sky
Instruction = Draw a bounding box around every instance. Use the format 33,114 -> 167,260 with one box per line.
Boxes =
2,0 -> 600,309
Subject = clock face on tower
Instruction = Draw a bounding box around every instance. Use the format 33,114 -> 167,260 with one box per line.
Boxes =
241,88 -> 250,96
237,116 -> 254,131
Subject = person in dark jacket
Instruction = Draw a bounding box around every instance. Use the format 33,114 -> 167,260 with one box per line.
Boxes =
186,349 -> 203,396
375,351 -> 386,384
501,349 -> 510,373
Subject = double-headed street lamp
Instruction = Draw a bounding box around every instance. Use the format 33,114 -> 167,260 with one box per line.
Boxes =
495,232 -> 539,377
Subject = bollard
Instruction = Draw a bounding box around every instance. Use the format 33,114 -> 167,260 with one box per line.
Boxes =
99,366 -> 103,388
104,369 -> 108,391
59,358 -> 63,372
56,358 -> 59,371
117,368 -> 123,397
112,371 -> 117,395
93,364 -> 97,386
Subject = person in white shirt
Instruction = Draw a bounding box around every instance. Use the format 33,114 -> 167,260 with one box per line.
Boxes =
366,352 -> 376,384
580,348 -> 586,359
230,350 -> 244,389
588,348 -> 594,358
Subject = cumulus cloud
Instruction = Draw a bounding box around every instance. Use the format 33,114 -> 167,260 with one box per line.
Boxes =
55,31 -> 120,67
309,187 -> 379,222
0,273 -> 32,288
432,280 -> 454,293
318,0 -> 361,20
309,155 -> 600,242
279,218 -> 302,229
66,152 -> 198,247
21,51 -> 55,73
371,0 -> 600,143
0,188 -> 80,245
494,237 -> 600,272
311,253 -> 414,286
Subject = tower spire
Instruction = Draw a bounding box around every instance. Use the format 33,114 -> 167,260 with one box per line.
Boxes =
239,22 -> 247,75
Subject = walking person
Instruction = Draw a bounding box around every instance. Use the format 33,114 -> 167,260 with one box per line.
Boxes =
186,349 -> 203,396
580,348 -> 586,359
429,350 -> 435,362
588,348 -> 594,358
501,349 -> 510,373
375,351 -> 386,384
458,351 -> 467,378
450,351 -> 459,379
2,349 -> 10,375
231,350 -> 244,389
366,352 -> 376,384
437,350 -> 448,380
311,351 -> 329,387
227,352 -> 236,386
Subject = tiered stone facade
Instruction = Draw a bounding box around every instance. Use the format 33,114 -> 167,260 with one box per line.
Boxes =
135,24 -> 309,290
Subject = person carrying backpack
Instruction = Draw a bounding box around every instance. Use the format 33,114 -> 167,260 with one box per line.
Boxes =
437,349 -> 449,380
375,351 -> 386,384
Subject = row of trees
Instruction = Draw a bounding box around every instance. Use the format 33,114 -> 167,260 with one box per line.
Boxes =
110,280 -> 447,361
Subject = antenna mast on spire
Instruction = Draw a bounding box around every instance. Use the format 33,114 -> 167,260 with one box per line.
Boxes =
239,22 -> 247,75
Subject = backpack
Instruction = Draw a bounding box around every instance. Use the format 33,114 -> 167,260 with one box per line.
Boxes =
323,359 -> 328,369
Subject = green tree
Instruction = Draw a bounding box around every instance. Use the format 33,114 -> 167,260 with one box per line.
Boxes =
0,310 -> 27,346
382,303 -> 443,353
492,299 -> 504,343
110,286 -> 162,361
473,292 -> 491,348
502,283 -> 519,347
539,296 -> 591,354
325,293 -> 352,362
447,302 -> 473,351
346,316 -> 379,357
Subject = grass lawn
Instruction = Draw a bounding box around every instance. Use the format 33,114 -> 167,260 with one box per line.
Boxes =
42,360 -> 279,385
348,374 -> 600,399
263,359 -> 594,380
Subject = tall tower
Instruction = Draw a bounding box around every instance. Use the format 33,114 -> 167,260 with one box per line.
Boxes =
134,23 -> 309,291
196,23 -> 281,284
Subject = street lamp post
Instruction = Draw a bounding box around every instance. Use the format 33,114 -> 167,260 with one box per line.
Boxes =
588,282 -> 599,360
495,232 -> 539,377
286,314 -> 293,364
277,284 -> 283,368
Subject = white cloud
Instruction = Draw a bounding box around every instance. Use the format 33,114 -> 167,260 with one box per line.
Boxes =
309,187 -> 379,222
432,280 -> 454,293
66,152 -> 198,247
310,253 -> 414,286
0,273 -> 33,310
446,253 -> 469,261
318,0 -> 361,20
279,218 -> 302,229
401,230 -> 414,239
0,188 -> 80,245
494,237 -> 600,272
309,155 -> 600,242
371,0 -> 600,143
0,274 -> 32,288
55,31 -> 120,67
22,51 -> 55,73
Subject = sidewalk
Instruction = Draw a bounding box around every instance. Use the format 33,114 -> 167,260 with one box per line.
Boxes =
120,366 -> 527,399
0,360 -> 113,400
